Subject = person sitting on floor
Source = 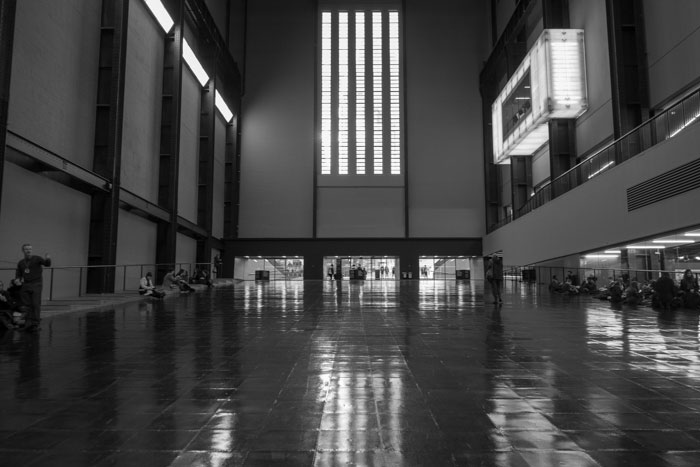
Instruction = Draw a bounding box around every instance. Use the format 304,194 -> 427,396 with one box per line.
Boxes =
190,268 -> 214,287
549,275 -> 562,292
163,269 -> 194,293
139,272 -> 165,298
652,274 -> 677,311
680,269 -> 700,309
624,281 -> 642,306
176,269 -> 195,292
580,276 -> 598,294
608,280 -> 624,303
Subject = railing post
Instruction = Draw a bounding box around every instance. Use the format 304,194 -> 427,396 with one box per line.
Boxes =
123,265 -> 127,292
50,268 -> 54,300
79,267 -> 83,297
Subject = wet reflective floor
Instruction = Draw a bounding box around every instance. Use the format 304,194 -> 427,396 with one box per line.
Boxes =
1,280 -> 700,466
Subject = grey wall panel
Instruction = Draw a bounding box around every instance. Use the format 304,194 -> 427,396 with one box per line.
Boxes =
116,208 -> 158,287
644,0 -> 700,107
176,232 -> 197,266
8,0 -> 101,168
238,0 -> 315,238
212,115 -> 226,238
531,146 -> 550,188
570,0 -> 614,155
317,187 -> 404,238
0,164 -> 91,299
178,70 -> 201,222
405,0 -> 487,237
120,0 -> 164,202
204,0 -> 228,41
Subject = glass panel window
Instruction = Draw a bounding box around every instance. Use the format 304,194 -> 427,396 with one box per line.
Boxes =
319,7 -> 402,176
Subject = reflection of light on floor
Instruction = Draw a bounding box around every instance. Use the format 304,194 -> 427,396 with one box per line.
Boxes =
585,305 -> 700,374
243,286 -> 250,311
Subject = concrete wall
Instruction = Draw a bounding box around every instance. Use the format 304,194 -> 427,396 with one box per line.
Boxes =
570,0 -> 613,156
405,0 -> 487,237
644,0 -> 700,107
121,0 -> 164,202
483,120 -> 700,266
240,0 -> 487,239
115,210 -> 158,290
8,0 -> 101,169
0,165 -> 91,300
176,233 -> 197,269
178,69 -> 201,222
239,0 -> 316,238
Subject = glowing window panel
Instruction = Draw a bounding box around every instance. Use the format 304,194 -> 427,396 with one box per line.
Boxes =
338,12 -> 349,174
214,90 -> 233,122
373,11 -> 383,175
389,11 -> 400,174
182,38 -> 209,87
143,0 -> 174,33
320,8 -> 401,176
356,11 -> 366,174
321,12 -> 332,174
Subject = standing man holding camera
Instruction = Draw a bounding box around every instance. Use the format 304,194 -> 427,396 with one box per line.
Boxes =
15,243 -> 51,332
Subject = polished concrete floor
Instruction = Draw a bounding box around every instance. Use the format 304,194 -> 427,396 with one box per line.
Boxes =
1,280 -> 700,466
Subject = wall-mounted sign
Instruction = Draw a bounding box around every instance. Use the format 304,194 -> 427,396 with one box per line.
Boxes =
492,29 -> 588,165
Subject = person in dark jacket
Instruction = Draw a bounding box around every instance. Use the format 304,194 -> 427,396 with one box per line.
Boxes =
15,243 -> 51,332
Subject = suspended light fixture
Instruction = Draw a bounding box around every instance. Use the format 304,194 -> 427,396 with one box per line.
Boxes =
492,29 -> 588,164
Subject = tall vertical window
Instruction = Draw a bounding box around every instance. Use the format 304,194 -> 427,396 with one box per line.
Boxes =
320,7 -> 402,176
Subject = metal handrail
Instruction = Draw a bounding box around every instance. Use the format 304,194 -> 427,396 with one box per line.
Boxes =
0,262 -> 214,300
489,86 -> 700,232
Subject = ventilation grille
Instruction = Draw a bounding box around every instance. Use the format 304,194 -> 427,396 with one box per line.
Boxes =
627,158 -> 700,211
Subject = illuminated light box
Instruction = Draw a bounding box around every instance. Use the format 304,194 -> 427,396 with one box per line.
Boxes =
492,29 -> 587,165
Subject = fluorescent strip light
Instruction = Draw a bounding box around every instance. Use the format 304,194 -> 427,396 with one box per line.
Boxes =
182,39 -> 209,87
585,254 -> 618,259
143,0 -> 174,33
603,250 -> 621,254
626,245 -> 666,249
588,161 -> 615,179
669,112 -> 700,138
215,90 -> 234,122
652,239 -> 694,244
684,232 -> 700,236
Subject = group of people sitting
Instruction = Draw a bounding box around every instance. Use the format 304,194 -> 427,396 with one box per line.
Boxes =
0,279 -> 27,329
139,267 -> 213,299
548,271 -> 585,295
549,269 -> 700,311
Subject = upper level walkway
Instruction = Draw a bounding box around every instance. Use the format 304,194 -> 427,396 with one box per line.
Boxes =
1,280 -> 699,466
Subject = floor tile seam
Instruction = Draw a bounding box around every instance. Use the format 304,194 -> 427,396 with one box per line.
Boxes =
372,308 -> 453,449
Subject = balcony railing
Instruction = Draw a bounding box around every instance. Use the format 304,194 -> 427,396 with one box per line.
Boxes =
489,86 -> 700,231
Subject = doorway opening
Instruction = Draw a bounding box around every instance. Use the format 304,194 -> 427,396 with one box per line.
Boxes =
234,257 -> 304,281
323,256 -> 399,280
418,256 -> 474,280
